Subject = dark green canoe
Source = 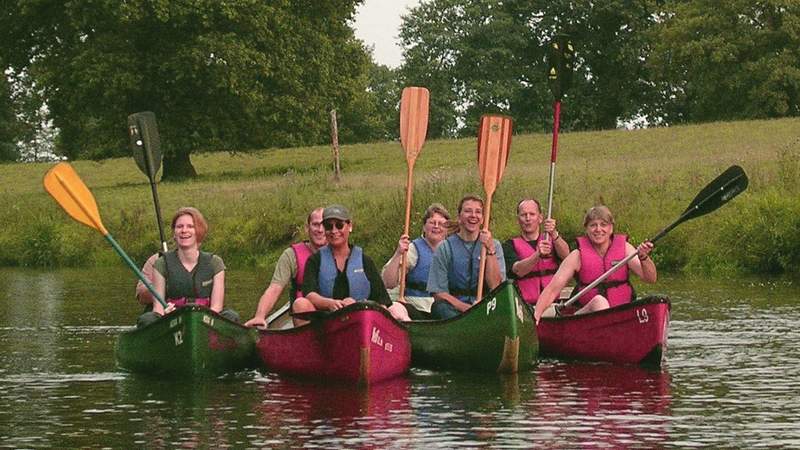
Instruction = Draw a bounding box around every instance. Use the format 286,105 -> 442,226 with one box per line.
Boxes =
115,306 -> 258,376
407,281 -> 538,372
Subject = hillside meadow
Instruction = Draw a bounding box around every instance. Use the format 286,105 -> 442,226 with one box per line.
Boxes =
1,117 -> 798,277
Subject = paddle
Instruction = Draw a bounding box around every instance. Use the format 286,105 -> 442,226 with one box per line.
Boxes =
545,35 -> 575,230
128,111 -> 168,253
475,114 -> 513,302
397,87 -> 430,301
43,162 -> 168,308
563,165 -> 749,308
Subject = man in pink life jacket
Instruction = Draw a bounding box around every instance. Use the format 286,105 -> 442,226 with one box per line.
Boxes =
533,205 -> 656,324
244,207 -> 327,328
503,198 -> 570,304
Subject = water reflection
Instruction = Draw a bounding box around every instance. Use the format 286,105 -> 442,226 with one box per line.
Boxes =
533,362 -> 672,448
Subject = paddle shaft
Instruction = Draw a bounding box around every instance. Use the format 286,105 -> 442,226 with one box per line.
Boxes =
145,172 -> 168,254
398,163 -> 415,300
545,100 -> 561,227
104,233 -> 167,308
475,190 -> 495,302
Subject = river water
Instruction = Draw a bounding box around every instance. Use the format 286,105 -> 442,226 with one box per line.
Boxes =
0,267 -> 798,448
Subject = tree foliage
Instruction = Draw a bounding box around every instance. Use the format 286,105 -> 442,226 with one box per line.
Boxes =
648,0 -> 800,122
0,0 -> 374,177
0,75 -> 17,162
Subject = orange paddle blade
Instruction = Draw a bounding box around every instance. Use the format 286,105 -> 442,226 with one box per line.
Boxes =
43,162 -> 109,235
399,87 -> 430,162
476,115 -> 513,194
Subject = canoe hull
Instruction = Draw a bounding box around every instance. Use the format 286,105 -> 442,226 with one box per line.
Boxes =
257,302 -> 411,385
407,282 -> 538,372
115,306 -> 258,376
537,296 -> 670,366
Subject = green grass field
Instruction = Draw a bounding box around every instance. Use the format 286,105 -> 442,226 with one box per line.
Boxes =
2,117 -> 798,276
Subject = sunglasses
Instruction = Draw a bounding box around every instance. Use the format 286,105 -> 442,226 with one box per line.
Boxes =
323,220 -> 350,231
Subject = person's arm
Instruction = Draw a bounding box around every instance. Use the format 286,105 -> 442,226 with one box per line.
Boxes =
301,254 -> 350,311
543,218 -> 570,260
135,254 -> 158,306
433,291 -> 472,312
534,250 -> 580,323
381,235 -> 410,288
627,241 -> 657,283
244,283 -> 284,327
209,270 -> 225,313
152,268 -> 167,315
511,242 -> 543,278
480,231 -> 503,291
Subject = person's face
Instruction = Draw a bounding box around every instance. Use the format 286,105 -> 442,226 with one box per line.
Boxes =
423,212 -> 448,244
585,218 -> 613,246
458,200 -> 483,233
517,201 -> 542,235
173,214 -> 197,249
323,218 -> 351,248
307,209 -> 327,247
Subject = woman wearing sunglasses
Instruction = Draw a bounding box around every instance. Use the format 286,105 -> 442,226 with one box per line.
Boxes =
293,204 -> 412,324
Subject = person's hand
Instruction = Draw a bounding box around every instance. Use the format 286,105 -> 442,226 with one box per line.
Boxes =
537,238 -> 553,257
342,297 -> 356,306
395,235 -> 410,256
479,229 -> 494,251
163,302 -> 176,315
244,317 -> 266,328
637,240 -> 654,261
543,218 -> 557,235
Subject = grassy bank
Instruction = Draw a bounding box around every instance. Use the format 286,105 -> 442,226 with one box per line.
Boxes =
1,117 -> 798,277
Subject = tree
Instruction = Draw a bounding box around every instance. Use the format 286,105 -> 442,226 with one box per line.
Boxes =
0,75 -> 17,162
1,0 -> 373,178
647,0 -> 800,122
397,0 -> 665,135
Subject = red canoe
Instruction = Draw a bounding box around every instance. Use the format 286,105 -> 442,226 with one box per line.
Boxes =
536,295 -> 670,366
257,301 -> 411,385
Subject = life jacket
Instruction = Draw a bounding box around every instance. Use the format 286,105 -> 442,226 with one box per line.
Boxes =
318,245 -> 371,300
511,237 -> 559,304
575,234 -> 633,307
445,234 -> 483,304
406,237 -> 434,297
290,242 -> 315,299
163,250 -> 216,307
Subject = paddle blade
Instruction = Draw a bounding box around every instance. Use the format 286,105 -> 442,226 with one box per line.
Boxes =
128,111 -> 162,180
682,165 -> 748,222
399,87 -> 430,162
43,162 -> 108,235
547,34 -> 575,101
476,115 -> 513,194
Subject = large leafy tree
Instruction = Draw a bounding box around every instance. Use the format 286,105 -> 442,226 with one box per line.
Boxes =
0,75 -> 17,162
398,0 -> 663,137
1,0 -> 373,178
647,0 -> 800,122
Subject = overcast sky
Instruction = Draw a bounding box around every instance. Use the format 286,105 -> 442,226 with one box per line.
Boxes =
353,0 -> 422,68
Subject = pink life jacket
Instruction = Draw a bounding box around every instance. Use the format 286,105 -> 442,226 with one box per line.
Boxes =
511,237 -> 559,304
576,234 -> 633,307
291,242 -> 314,299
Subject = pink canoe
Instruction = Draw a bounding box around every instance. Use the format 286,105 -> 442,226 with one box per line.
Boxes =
257,301 -> 411,385
537,296 -> 670,366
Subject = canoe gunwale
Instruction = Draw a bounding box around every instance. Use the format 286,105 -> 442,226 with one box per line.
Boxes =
539,295 -> 671,324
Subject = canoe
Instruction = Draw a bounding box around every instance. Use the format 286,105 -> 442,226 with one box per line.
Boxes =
259,301 -> 411,385
115,305 -> 258,376
406,281 -> 538,372
536,295 -> 670,366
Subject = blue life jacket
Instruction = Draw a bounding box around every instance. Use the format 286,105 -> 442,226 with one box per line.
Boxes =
446,234 -> 482,304
406,237 -> 434,297
318,245 -> 371,301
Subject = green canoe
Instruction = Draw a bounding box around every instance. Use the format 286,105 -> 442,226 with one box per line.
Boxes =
115,306 -> 258,376
407,281 -> 538,373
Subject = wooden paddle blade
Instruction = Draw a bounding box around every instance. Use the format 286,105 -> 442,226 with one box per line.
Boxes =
399,87 -> 430,161
43,162 -> 108,235
128,111 -> 162,180
476,115 -> 513,194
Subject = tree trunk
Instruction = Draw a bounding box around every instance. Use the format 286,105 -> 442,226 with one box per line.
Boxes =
161,147 -> 197,180
330,109 -> 341,181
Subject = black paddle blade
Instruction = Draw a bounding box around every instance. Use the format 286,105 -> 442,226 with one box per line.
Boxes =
547,34 -> 575,101
682,165 -> 748,221
128,111 -> 162,180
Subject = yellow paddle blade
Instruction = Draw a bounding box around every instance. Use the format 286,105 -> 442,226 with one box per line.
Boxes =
43,162 -> 109,235
476,114 -> 513,195
400,86 -> 430,162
